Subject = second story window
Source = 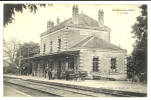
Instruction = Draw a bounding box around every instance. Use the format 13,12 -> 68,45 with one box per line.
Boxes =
58,38 -> 61,51
43,43 -> 46,54
50,41 -> 53,53
111,58 -> 117,72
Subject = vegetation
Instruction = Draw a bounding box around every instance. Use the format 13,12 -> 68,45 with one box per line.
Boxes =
3,4 -> 48,74
127,5 -> 147,83
3,39 -> 40,74
16,42 -> 40,75
3,39 -> 21,69
4,4 -> 51,27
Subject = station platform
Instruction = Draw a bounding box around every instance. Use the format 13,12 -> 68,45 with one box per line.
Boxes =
3,74 -> 147,96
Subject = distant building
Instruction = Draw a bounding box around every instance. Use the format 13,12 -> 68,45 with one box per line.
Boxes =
25,5 -> 127,80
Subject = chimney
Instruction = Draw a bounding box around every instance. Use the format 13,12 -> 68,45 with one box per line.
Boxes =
98,9 -> 104,27
72,5 -> 79,24
50,21 -> 54,28
47,20 -> 51,29
47,20 -> 54,29
57,17 -> 60,24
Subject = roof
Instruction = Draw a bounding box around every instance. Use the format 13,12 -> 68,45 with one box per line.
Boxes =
22,50 -> 80,60
56,13 -> 100,28
40,13 -> 110,36
71,36 -> 125,51
78,14 -> 99,27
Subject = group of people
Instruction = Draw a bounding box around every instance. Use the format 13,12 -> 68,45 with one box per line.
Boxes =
45,68 -> 88,81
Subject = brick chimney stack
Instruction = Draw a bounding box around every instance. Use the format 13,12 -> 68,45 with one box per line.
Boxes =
98,9 -> 104,27
72,5 -> 79,24
47,21 -> 50,29
47,20 -> 54,29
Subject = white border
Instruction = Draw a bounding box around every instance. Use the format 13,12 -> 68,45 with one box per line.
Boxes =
0,1 -> 151,100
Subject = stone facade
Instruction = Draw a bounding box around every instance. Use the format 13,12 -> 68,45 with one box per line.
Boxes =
79,49 -> 127,80
40,26 -> 111,55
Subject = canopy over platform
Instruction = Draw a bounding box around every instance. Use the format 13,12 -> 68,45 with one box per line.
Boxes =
21,50 -> 80,61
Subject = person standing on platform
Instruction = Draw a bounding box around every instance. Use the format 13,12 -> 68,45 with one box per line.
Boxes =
48,68 -> 52,80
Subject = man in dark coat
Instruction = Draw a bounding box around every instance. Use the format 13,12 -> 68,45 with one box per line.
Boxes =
48,69 -> 52,80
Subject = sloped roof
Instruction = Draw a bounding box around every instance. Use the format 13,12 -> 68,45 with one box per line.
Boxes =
71,36 -> 124,51
41,13 -> 110,36
57,13 -> 100,27
78,14 -> 99,27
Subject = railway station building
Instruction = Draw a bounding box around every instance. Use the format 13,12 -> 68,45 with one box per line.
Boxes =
23,5 -> 127,80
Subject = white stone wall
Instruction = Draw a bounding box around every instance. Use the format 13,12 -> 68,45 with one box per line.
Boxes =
79,49 -> 127,80
40,28 -> 68,55
40,26 -> 111,55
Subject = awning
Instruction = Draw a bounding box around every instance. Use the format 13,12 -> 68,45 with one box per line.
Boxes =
21,50 -> 80,61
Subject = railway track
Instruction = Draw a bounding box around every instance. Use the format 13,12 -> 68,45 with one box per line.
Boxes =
4,82 -> 59,97
3,76 -> 147,97
4,77 -> 113,97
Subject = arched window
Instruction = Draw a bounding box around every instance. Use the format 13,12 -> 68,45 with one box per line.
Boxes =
93,57 -> 99,72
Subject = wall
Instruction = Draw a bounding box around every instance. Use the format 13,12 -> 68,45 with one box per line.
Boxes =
40,28 -> 67,54
79,49 -> 127,80
67,27 -> 110,44
40,26 -> 110,55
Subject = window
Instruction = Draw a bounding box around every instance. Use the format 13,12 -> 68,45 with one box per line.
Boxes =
58,38 -> 61,51
43,43 -> 46,54
93,57 -> 99,72
111,58 -> 117,72
50,41 -> 53,53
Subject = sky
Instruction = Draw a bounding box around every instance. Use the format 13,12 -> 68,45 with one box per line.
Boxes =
3,4 -> 141,55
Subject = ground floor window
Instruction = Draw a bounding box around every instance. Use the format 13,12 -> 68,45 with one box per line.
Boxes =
111,58 -> 117,72
93,57 -> 99,72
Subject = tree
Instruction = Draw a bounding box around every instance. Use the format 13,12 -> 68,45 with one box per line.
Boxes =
3,38 -> 40,74
131,5 -> 147,82
4,4 -> 51,27
16,42 -> 40,58
3,38 -> 21,68
15,42 -> 40,75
